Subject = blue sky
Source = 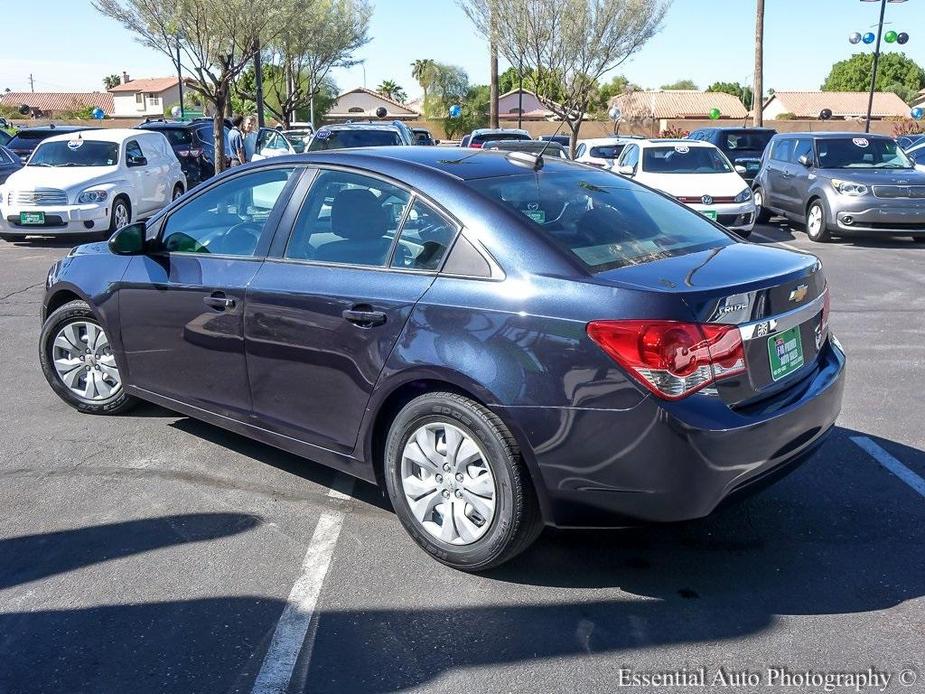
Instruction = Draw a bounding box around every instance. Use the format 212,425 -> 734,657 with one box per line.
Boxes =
2,0 -> 924,96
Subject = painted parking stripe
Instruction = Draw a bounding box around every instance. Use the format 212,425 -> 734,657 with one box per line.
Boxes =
251,478 -> 354,694
851,436 -> 925,499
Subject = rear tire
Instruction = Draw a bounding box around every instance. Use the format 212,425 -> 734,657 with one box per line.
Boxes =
39,300 -> 137,415
753,187 -> 772,224
384,392 -> 542,572
805,199 -> 832,243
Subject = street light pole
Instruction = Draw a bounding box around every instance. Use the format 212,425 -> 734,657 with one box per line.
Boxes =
864,0 -> 889,133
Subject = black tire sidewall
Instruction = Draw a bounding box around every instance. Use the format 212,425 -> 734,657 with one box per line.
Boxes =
806,200 -> 830,242
754,186 -> 771,223
110,198 -> 130,233
39,300 -> 135,415
384,395 -> 522,571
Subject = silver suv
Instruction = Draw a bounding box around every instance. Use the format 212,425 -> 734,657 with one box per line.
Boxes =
753,132 -> 925,242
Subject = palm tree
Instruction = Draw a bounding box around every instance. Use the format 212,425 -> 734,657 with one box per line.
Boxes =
102,74 -> 122,90
753,0 -> 764,126
410,59 -> 437,101
377,80 -> 407,103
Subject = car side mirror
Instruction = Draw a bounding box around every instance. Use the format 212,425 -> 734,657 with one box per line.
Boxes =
434,139 -> 441,145
734,164 -> 747,175
108,222 -> 147,255
127,155 -> 147,168
616,164 -> 635,176
798,154 -> 812,168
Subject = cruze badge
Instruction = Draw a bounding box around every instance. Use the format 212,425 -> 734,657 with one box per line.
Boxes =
789,285 -> 808,303
701,195 -> 713,205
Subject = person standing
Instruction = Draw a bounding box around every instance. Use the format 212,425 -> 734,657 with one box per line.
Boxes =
228,116 -> 246,167
243,116 -> 258,162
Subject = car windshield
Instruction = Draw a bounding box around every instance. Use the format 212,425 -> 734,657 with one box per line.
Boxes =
589,145 -> 625,159
816,137 -> 913,169
308,129 -> 402,150
722,131 -> 774,152
466,169 -> 734,272
471,132 -> 530,146
28,140 -> 119,167
142,128 -> 192,146
643,145 -> 732,174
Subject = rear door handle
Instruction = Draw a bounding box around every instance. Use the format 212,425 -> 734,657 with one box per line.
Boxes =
342,308 -> 387,327
203,293 -> 236,310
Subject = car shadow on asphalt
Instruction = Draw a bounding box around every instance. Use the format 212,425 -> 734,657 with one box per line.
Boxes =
753,219 -> 925,249
3,427 -> 919,692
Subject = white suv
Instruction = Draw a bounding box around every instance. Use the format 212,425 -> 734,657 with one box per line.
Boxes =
615,139 -> 756,237
0,128 -> 185,241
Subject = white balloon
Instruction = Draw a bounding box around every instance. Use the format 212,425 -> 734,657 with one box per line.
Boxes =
848,32 -> 862,45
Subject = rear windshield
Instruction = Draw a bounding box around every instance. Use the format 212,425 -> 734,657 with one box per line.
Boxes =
140,127 -> 192,146
589,145 -> 625,159
308,129 -> 402,150
465,169 -> 734,272
28,140 -> 119,167
816,137 -> 913,169
8,131 -> 68,147
643,145 -> 732,174
722,131 -> 773,152
471,132 -> 531,145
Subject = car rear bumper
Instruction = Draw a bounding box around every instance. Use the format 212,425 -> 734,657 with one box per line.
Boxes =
0,202 -> 110,234
500,337 -> 846,528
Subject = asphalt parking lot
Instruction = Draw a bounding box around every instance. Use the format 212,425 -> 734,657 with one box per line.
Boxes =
0,222 -> 923,694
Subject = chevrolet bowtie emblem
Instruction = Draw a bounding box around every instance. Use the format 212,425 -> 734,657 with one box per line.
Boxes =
789,285 -> 808,302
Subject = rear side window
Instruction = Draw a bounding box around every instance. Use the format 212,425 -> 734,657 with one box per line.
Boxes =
770,139 -> 793,163
466,169 -> 734,273
148,128 -> 192,146
392,200 -> 455,271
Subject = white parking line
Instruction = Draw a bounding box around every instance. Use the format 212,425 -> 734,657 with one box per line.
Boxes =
751,231 -> 804,252
251,477 -> 354,694
851,436 -> 925,499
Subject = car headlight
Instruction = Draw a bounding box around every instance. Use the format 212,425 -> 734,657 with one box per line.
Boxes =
77,190 -> 108,204
734,187 -> 753,203
831,179 -> 868,196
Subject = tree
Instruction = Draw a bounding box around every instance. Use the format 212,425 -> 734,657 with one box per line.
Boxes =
102,74 -> 122,90
661,79 -> 698,90
422,62 -> 470,119
376,80 -> 407,103
885,82 -> 918,106
411,59 -> 439,102
234,0 -> 370,128
461,0 -> 669,156
821,52 -> 925,93
444,83 -> 490,139
706,81 -> 753,109
94,0 -> 291,172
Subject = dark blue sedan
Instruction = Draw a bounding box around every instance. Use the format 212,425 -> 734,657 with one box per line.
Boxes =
38,147 -> 845,571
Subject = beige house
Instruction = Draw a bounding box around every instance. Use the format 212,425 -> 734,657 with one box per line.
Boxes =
498,89 -> 558,121
0,91 -> 113,118
326,88 -> 419,121
761,91 -> 910,120
609,90 -> 748,132
108,75 -> 190,118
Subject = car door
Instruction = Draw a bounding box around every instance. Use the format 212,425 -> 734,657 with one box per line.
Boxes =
244,167 -> 457,455
789,137 -> 815,213
124,138 -> 154,214
116,165 -> 299,419
143,133 -> 174,208
764,138 -> 794,212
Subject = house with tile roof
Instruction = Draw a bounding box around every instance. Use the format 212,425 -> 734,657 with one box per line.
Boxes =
610,90 -> 749,121
108,74 -> 194,118
0,91 -> 113,118
762,91 -> 910,120
326,87 -> 420,121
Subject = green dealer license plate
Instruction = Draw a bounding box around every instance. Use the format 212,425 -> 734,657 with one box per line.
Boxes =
20,211 -> 45,225
768,325 -> 804,381
702,210 -> 717,220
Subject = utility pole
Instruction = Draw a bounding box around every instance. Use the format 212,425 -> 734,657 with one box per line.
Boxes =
517,57 -> 524,131
864,0 -> 889,133
175,38 -> 185,120
753,0 -> 764,126
254,40 -> 266,128
29,73 -> 34,93
490,40 -> 499,129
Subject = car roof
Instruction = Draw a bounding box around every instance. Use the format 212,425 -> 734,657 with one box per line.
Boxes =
42,128 -> 154,144
578,137 -> 636,146
248,146 -> 585,181
637,138 -> 716,148
137,120 -> 194,129
775,131 -> 892,140
319,122 -> 403,132
14,125 -> 90,134
469,128 -> 530,136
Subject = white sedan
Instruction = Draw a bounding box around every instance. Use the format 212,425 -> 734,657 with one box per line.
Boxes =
614,139 -> 756,237
574,137 -> 637,169
0,128 -> 185,241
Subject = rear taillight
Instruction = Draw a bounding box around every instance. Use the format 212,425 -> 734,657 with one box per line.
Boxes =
189,147 -> 202,157
469,142 -> 483,149
587,320 -> 747,399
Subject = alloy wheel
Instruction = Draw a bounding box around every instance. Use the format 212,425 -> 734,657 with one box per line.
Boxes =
400,422 -> 497,545
114,203 -> 129,229
807,204 -> 823,236
51,320 -> 121,400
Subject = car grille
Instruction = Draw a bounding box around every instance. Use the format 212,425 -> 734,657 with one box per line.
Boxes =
872,185 -> 925,199
9,189 -> 69,206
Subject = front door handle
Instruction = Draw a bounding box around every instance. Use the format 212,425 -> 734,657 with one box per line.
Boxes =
342,308 -> 387,327
203,293 -> 236,311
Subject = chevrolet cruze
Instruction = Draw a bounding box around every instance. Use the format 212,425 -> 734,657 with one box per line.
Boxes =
39,148 -> 846,571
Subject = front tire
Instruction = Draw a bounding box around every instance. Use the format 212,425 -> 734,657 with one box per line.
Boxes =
172,183 -> 184,201
110,196 -> 131,233
39,300 -> 137,415
805,199 -> 832,242
384,392 -> 542,572
753,186 -> 772,224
